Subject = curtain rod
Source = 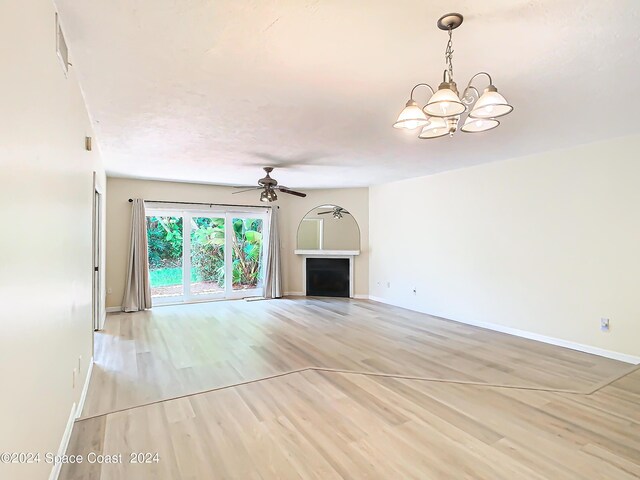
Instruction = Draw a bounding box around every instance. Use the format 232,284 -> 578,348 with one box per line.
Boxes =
128,198 -> 275,208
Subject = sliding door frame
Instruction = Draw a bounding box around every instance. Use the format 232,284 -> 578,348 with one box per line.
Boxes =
146,208 -> 188,306
146,205 -> 270,306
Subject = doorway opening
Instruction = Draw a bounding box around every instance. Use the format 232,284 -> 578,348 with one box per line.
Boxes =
146,207 -> 269,305
92,179 -> 104,333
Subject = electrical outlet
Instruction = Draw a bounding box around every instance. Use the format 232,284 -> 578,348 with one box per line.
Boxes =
386,282 -> 391,288
107,287 -> 112,295
600,318 -> 610,332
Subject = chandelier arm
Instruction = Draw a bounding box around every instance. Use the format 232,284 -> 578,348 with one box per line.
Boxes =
464,72 -> 494,91
461,85 -> 480,105
410,83 -> 435,100
460,72 -> 494,105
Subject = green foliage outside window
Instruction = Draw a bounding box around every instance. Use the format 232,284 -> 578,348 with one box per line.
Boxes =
231,218 -> 263,287
146,216 -> 263,289
191,217 -> 225,286
147,216 -> 183,269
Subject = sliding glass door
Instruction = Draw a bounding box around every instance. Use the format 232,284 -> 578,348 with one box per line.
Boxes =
230,216 -> 265,297
189,216 -> 226,298
146,208 -> 268,305
147,214 -> 184,301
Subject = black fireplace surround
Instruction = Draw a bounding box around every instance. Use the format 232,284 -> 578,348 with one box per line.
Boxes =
306,258 -> 350,297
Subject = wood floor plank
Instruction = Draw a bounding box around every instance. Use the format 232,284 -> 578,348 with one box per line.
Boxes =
61,298 -> 640,480
58,416 -> 105,480
81,298 -> 632,418
62,368 -> 640,480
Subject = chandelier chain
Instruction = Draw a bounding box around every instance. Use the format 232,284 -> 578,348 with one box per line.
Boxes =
445,26 -> 454,82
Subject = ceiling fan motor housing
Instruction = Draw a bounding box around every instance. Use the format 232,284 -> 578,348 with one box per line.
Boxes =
258,166 -> 278,187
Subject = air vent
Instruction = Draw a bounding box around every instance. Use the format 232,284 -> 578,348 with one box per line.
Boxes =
55,13 -> 69,76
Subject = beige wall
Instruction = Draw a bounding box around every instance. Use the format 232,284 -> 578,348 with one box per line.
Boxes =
282,189 -> 368,296
369,135 -> 640,360
0,1 -> 106,479
322,214 -> 360,250
106,178 -> 368,306
296,210 -> 360,251
298,219 -> 321,249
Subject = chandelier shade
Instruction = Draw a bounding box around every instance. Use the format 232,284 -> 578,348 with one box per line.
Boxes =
461,116 -> 500,133
418,117 -> 449,139
393,100 -> 430,129
423,84 -> 466,117
469,86 -> 513,119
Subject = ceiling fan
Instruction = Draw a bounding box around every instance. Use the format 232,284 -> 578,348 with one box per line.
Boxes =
318,206 -> 350,219
232,167 -> 306,203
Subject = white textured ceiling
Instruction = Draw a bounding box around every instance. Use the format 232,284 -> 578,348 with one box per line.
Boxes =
55,0 -> 640,188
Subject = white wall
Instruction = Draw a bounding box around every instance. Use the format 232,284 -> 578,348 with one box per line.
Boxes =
105,177 -> 368,307
0,1 -> 106,479
369,135 -> 640,360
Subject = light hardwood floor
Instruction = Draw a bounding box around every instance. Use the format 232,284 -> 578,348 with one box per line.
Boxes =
62,298 -> 640,479
62,367 -> 640,479
81,298 -> 632,418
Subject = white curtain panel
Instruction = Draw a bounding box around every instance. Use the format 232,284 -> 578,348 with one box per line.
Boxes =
264,206 -> 283,298
122,199 -> 152,312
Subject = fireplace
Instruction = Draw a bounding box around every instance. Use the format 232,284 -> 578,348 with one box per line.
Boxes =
306,258 -> 350,297
295,249 -> 359,298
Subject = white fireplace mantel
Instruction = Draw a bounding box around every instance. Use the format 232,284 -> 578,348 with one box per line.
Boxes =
295,250 -> 359,297
294,249 -> 360,256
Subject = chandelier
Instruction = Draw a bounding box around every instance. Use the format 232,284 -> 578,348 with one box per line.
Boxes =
393,13 -> 513,139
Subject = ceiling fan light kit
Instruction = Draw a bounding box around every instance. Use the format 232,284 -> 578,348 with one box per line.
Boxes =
394,13 -> 513,139
260,188 -> 277,202
233,167 -> 306,202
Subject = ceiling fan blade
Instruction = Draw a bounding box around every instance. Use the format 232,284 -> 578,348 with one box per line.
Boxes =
277,186 -> 306,198
232,187 -> 262,194
317,211 -> 333,215
233,185 -> 259,189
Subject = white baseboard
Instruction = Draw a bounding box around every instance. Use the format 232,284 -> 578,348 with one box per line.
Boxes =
49,357 -> 94,480
106,306 -> 122,313
48,403 -> 76,480
368,296 -> 640,365
76,357 -> 93,419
